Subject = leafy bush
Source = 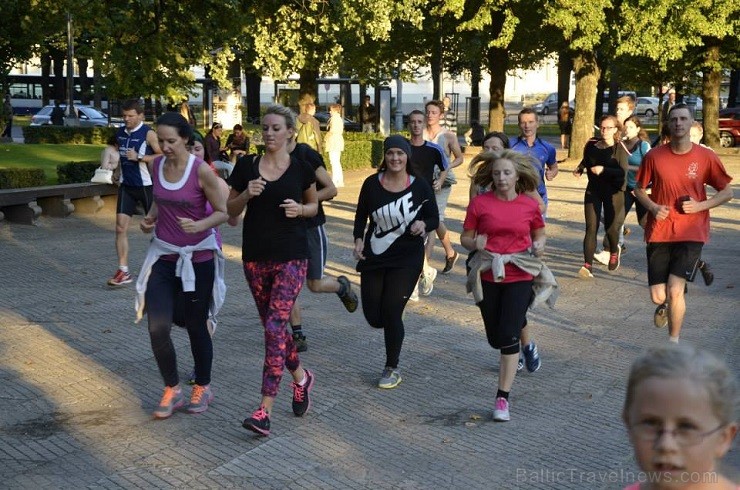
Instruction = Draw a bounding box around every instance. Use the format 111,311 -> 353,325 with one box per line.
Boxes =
23,126 -> 116,145
0,168 -> 46,189
57,161 -> 100,184
332,139 -> 384,170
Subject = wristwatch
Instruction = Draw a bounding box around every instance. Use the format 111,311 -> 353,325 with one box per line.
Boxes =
137,155 -> 143,162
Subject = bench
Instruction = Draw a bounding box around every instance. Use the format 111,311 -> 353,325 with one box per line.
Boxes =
0,183 -> 118,225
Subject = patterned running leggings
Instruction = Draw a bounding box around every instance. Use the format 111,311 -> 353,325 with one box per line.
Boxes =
243,259 -> 307,397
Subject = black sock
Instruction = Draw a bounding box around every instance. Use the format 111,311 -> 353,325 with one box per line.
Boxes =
337,280 -> 347,297
496,389 -> 509,400
292,324 -> 302,334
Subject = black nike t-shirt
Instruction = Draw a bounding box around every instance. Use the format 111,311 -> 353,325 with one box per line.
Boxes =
228,154 -> 316,262
353,173 -> 439,272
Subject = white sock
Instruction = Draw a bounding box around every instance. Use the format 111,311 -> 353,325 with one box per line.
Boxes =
669,336 -> 680,344
119,266 -> 129,273
297,372 -> 307,386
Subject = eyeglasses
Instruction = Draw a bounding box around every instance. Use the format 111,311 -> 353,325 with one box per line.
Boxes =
600,126 -> 616,131
629,422 -> 725,447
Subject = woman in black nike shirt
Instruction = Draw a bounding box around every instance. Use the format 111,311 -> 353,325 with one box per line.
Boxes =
353,135 -> 439,389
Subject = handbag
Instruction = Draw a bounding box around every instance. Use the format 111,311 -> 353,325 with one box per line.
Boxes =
91,167 -> 114,184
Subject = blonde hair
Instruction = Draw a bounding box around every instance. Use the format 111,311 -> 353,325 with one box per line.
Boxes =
468,149 -> 540,195
623,344 -> 739,425
264,104 -> 296,131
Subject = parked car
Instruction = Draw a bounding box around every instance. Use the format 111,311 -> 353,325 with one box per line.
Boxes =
313,111 -> 362,132
633,97 -> 659,118
533,93 -> 574,115
30,104 -> 123,127
718,107 -> 740,148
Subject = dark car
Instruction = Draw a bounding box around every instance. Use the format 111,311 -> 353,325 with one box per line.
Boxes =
30,104 -> 123,127
313,111 -> 362,132
718,107 -> 740,148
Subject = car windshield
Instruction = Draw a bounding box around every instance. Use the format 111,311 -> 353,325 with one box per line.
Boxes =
37,107 -> 53,116
81,107 -> 106,119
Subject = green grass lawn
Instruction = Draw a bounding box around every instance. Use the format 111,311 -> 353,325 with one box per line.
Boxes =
0,143 -> 104,184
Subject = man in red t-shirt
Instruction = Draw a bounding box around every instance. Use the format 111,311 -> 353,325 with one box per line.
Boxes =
634,104 -> 733,342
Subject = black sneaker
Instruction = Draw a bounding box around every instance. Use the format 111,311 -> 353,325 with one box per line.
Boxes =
291,369 -> 315,417
337,276 -> 358,312
699,260 -> 714,286
441,251 -> 459,275
292,332 -> 307,352
654,303 -> 668,328
242,405 -> 271,436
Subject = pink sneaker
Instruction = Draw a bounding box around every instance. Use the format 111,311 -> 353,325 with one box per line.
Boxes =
493,397 -> 510,422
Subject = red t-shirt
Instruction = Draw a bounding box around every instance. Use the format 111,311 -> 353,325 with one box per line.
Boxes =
464,192 -> 544,283
636,144 -> 732,243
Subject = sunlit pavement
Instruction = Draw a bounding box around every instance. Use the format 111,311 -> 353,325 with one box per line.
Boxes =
0,152 -> 737,488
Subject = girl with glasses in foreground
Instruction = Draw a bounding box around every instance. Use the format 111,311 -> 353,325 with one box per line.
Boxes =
622,345 -> 738,490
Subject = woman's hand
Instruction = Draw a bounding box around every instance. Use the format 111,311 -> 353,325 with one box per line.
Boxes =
408,220 -> 426,236
475,233 -> 488,252
353,238 -> 366,261
177,217 -> 204,234
532,238 -> 545,257
590,165 -> 604,175
140,215 -> 156,234
279,199 -> 303,218
246,177 -> 266,199
432,178 -> 442,192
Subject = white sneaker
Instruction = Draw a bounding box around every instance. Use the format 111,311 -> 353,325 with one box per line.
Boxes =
409,282 -> 419,302
593,249 -> 610,265
420,267 -> 437,296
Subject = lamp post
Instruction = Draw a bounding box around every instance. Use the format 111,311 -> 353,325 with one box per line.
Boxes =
65,12 -> 78,125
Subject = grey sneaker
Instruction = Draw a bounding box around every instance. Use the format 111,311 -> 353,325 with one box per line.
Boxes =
378,367 -> 402,389
152,386 -> 185,419
337,276 -> 359,312
186,384 -> 214,414
441,251 -> 459,274
420,267 -> 437,296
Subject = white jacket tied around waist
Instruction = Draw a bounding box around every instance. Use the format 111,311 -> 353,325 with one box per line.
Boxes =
135,234 -> 226,323
466,248 -> 559,307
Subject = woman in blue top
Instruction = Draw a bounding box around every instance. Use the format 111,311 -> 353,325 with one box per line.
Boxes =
622,116 -> 651,229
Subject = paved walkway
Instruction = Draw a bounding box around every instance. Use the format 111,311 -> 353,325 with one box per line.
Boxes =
1,153 -> 738,489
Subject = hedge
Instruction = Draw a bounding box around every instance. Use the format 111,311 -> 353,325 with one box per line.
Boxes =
23,126 -> 116,145
57,161 -> 101,184
0,168 -> 46,189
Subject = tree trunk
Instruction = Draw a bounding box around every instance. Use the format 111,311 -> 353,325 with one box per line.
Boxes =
93,62 -> 103,111
244,68 -> 261,124
430,37 -> 443,100
570,51 -> 600,160
486,46 -> 508,132
78,58 -> 90,105
728,69 -> 738,108
470,65 -> 481,124
557,51 -> 573,107
41,54 -> 51,105
701,41 -> 721,148
299,69 -> 319,104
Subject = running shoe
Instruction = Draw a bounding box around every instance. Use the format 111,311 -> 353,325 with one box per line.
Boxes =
292,332 -> 307,353
378,367 -> 402,389
441,251 -> 459,275
242,405 -> 271,436
493,397 -> 510,422
522,342 -> 541,373
337,276 -> 359,312
593,249 -> 610,266
578,265 -> 594,279
654,302 -> 668,328
608,246 -> 621,272
699,260 -> 714,286
409,283 -> 419,302
291,369 -> 315,417
187,384 -> 214,414
420,267 -> 437,296
107,269 -> 132,287
517,356 -> 524,372
152,386 -> 185,419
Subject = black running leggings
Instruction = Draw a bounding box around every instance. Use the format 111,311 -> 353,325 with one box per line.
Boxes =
360,266 -> 421,369
583,188 -> 625,264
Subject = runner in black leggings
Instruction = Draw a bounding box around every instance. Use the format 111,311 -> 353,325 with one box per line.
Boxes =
575,115 -> 629,278
353,136 -> 439,389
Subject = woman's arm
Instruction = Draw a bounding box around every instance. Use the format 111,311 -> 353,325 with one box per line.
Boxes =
314,166 -> 338,202
531,226 -> 546,257
141,202 -> 159,233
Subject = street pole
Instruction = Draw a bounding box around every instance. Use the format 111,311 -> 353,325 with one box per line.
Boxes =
66,12 -> 78,125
